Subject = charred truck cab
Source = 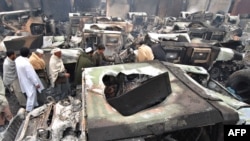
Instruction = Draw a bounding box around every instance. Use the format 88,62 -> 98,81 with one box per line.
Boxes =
69,12 -> 97,35
127,12 -> 148,25
160,41 -> 243,81
83,23 -> 125,57
145,33 -> 244,81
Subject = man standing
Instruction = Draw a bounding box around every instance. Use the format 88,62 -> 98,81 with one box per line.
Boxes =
0,76 -> 13,129
29,48 -> 48,88
49,48 -> 71,99
3,50 -> 26,107
74,47 -> 95,85
93,44 -> 113,66
150,43 -> 167,61
15,47 -> 44,112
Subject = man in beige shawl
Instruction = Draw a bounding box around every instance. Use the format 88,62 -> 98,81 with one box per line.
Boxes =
29,49 -> 48,88
49,48 -> 71,99
135,41 -> 154,62
29,49 -> 46,70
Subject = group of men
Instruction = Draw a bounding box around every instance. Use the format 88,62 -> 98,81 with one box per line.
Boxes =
74,42 -> 159,84
0,40 -> 161,127
74,44 -> 114,84
0,47 -> 71,127
1,43 -> 112,124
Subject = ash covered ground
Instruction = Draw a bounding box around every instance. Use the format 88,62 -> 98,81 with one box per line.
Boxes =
5,90 -> 21,116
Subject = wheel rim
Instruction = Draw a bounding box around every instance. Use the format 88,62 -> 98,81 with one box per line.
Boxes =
234,82 -> 250,103
210,67 -> 221,79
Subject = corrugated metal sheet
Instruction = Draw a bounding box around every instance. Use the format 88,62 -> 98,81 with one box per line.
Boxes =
231,0 -> 250,15
207,0 -> 232,13
106,0 -> 130,18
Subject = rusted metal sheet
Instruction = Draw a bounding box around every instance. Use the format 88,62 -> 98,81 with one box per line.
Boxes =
231,0 -> 250,15
158,0 -> 187,17
84,61 -> 229,141
106,0 -> 130,18
3,35 -> 43,51
207,0 -> 232,14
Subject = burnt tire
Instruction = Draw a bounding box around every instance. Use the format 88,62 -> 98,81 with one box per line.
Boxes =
209,66 -> 221,80
226,69 -> 250,104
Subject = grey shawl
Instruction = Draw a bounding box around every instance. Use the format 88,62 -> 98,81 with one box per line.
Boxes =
3,57 -> 17,86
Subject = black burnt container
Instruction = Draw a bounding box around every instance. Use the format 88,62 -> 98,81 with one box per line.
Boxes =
105,72 -> 172,116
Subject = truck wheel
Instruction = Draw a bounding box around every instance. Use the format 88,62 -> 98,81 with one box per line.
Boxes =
197,129 -> 211,141
226,69 -> 250,104
209,66 -> 221,80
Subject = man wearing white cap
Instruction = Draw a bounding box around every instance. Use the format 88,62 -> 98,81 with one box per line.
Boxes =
74,47 -> 95,85
49,48 -> 71,99
29,48 -> 49,104
29,49 -> 46,70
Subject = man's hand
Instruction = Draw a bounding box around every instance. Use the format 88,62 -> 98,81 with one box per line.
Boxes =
65,73 -> 70,78
35,84 -> 40,89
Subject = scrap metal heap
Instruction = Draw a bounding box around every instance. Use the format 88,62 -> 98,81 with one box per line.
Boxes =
2,96 -> 81,141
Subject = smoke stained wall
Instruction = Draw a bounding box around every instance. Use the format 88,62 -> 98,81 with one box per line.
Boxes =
42,0 -> 71,21
158,0 -> 187,17
207,0 -> 232,14
132,0 -> 159,16
186,0 -> 209,12
106,0 -> 130,18
231,0 -> 250,15
73,0 -> 101,12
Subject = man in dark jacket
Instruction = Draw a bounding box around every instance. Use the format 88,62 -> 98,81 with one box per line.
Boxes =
74,47 -> 95,85
150,43 -> 167,61
92,44 -> 113,66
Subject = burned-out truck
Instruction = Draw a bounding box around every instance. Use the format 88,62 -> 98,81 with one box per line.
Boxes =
2,61 -> 250,141
145,33 -> 244,81
82,23 -> 135,63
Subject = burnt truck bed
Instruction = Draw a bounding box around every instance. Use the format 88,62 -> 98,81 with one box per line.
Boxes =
82,61 -> 241,141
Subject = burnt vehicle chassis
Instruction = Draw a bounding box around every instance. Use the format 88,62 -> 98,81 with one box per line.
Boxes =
77,61 -> 250,141
1,61 -> 250,141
